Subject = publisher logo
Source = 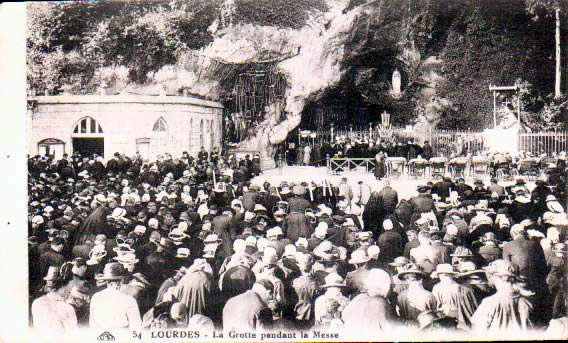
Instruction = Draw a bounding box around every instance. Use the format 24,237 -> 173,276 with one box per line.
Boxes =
97,331 -> 115,341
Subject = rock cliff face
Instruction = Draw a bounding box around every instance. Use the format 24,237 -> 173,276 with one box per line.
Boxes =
184,0 -> 361,166
179,0 -> 449,163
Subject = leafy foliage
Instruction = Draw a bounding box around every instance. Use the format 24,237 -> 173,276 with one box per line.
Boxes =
232,0 -> 328,29
27,0 -> 221,94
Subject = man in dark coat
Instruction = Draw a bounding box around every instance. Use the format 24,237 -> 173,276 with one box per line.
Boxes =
222,279 -> 274,332
379,180 -> 398,216
212,212 -> 234,258
502,225 -> 547,290
288,186 -> 312,213
362,191 -> 384,235
198,147 -> 208,162
431,177 -> 455,200
39,237 -> 66,278
422,141 -> 433,160
409,187 -> 437,226
377,219 -> 404,263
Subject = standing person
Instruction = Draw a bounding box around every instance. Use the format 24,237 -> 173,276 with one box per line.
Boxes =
502,225 -> 548,293
89,263 -> 142,330
222,279 -> 274,332
314,273 -> 349,327
303,144 -> 312,166
291,253 -> 320,328
345,250 -> 371,297
38,237 -> 66,279
431,264 -> 478,329
341,269 -> 397,335
379,179 -> 398,217
374,151 -> 386,180
296,145 -> 304,166
396,263 -> 437,325
74,194 -> 110,245
31,267 -> 78,332
471,260 -> 533,332
377,219 -> 403,263
422,141 -> 433,160
172,259 -> 213,319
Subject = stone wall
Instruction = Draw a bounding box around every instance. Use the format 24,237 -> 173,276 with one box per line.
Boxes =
28,95 -> 223,160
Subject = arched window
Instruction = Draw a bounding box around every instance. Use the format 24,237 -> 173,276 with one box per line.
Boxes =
153,117 -> 168,132
72,116 -> 103,136
151,117 -> 168,159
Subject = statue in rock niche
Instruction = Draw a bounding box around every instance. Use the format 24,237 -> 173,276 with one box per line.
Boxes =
391,69 -> 402,99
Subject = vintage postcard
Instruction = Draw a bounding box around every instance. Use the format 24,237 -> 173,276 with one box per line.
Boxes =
1,0 -> 567,342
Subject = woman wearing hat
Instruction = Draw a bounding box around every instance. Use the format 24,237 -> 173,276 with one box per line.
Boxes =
396,263 -> 437,325
457,261 -> 492,304
471,259 -> 533,332
60,257 -> 90,298
431,264 -> 478,329
291,253 -> 320,328
314,273 -> 349,327
341,269 -> 396,335
478,232 -> 502,265
31,265 -> 78,332
90,262 -> 141,330
345,249 -> 371,297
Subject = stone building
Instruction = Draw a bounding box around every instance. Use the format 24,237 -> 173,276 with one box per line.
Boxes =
27,94 -> 223,161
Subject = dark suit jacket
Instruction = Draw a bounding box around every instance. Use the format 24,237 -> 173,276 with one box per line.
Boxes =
377,231 -> 403,263
502,238 -> 547,288
222,290 -> 273,331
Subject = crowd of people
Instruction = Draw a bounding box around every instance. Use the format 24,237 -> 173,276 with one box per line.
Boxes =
286,137 -> 431,167
27,147 -> 568,338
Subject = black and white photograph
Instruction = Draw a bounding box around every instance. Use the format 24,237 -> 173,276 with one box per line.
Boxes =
2,0 -> 568,341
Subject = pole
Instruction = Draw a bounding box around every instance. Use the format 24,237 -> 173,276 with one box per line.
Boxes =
517,90 -> 521,125
555,7 -> 561,99
493,90 -> 497,128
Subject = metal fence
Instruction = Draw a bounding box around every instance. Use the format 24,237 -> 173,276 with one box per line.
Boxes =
299,127 -> 568,158
429,130 -> 486,158
519,131 -> 568,155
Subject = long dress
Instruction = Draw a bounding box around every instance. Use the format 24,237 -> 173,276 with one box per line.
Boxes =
73,206 -> 109,245
432,280 -> 479,329
374,153 -> 386,179
303,146 -> 312,166
471,292 -> 533,332
173,270 -> 212,319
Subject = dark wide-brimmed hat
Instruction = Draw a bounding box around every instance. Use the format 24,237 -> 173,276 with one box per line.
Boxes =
397,263 -> 427,279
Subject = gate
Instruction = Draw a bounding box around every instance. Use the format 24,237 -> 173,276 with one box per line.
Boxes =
327,158 -> 376,174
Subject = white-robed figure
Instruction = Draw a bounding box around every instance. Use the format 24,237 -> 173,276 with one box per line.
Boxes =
90,262 -> 141,330
303,144 -> 312,166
